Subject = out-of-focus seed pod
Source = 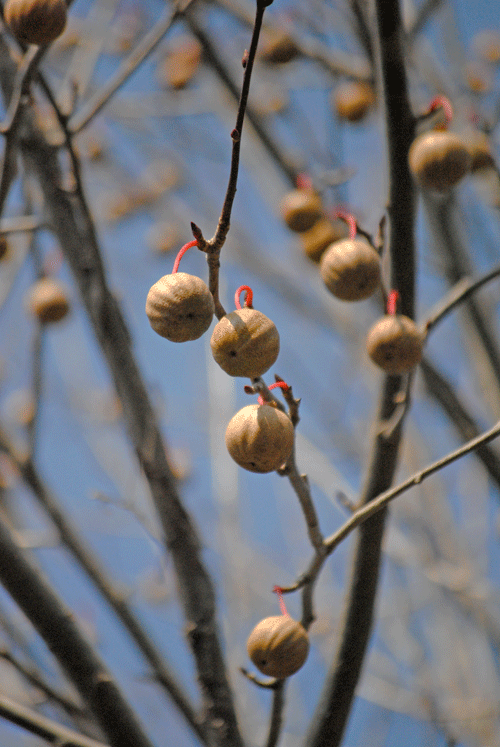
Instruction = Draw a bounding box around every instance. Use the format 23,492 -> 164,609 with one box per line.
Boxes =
210,308 -> 279,378
4,0 -> 67,46
259,28 -> 300,64
247,615 -> 309,678
225,404 -> 294,473
25,277 -> 70,324
280,189 -> 323,233
366,314 -> 423,374
320,239 -> 381,301
462,129 -> 496,172
299,217 -> 349,264
408,131 -> 471,192
146,272 -> 214,342
157,36 -> 202,89
333,81 -> 375,122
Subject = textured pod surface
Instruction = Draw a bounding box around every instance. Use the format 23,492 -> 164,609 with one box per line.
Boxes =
225,404 -> 294,473
25,277 -> 70,324
4,0 -> 67,45
334,81 -> 375,122
280,189 -> 323,233
247,615 -> 309,678
320,239 -> 381,301
210,308 -> 280,378
366,315 -> 423,374
408,131 -> 471,191
299,217 -> 349,263
146,272 -> 214,342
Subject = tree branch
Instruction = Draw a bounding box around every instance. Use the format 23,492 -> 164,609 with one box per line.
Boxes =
0,693 -> 109,747
0,44 -> 244,747
0,512 -> 155,747
0,426 -> 205,744
307,0 -> 416,743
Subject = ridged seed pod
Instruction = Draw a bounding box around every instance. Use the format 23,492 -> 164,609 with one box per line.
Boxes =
280,189 -> 323,233
146,272 -> 214,342
4,0 -> 67,46
210,308 -> 279,378
333,81 -> 375,122
25,277 -> 70,324
247,615 -> 309,678
225,404 -> 294,473
408,131 -> 471,192
366,315 -> 423,374
320,239 -> 381,301
299,217 -> 349,264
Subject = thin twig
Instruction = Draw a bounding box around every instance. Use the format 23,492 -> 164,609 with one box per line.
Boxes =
185,9 -> 298,186
283,456 -> 324,553
324,418 -> 500,552
425,262 -> 500,334
0,693 -> 108,747
420,356 -> 500,491
423,194 -> 500,385
0,427 -> 205,744
198,0 -> 269,319
0,46 -> 47,218
265,681 -> 286,747
68,0 -> 193,134
0,215 -> 43,234
0,511 -> 155,747
0,647 -> 87,719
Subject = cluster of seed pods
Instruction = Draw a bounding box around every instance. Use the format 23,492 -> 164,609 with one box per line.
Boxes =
146,242 -> 305,677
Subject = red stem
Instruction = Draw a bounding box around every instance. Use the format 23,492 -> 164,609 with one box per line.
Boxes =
332,209 -> 357,240
257,381 -> 290,405
387,289 -> 399,315
273,586 -> 289,616
296,173 -> 313,190
234,285 -> 253,309
172,240 -> 198,273
428,95 -> 454,128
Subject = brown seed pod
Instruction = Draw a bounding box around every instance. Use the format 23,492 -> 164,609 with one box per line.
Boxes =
247,615 -> 309,678
320,239 -> 381,301
4,0 -> 67,46
25,277 -> 70,324
157,36 -> 202,90
210,308 -> 280,378
146,272 -> 214,342
366,314 -> 423,374
474,30 -> 500,65
299,217 -> 349,264
333,81 -> 375,122
280,189 -> 323,233
259,29 -> 300,64
408,131 -> 471,192
462,129 -> 496,172
225,404 -> 294,473
0,236 -> 8,261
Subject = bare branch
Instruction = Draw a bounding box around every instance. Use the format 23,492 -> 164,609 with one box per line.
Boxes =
307,0 -> 417,743
16,82 -> 243,747
0,693 -> 108,747
323,418 -> 500,554
68,0 -> 193,134
0,426 -> 205,744
0,511 -> 155,747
